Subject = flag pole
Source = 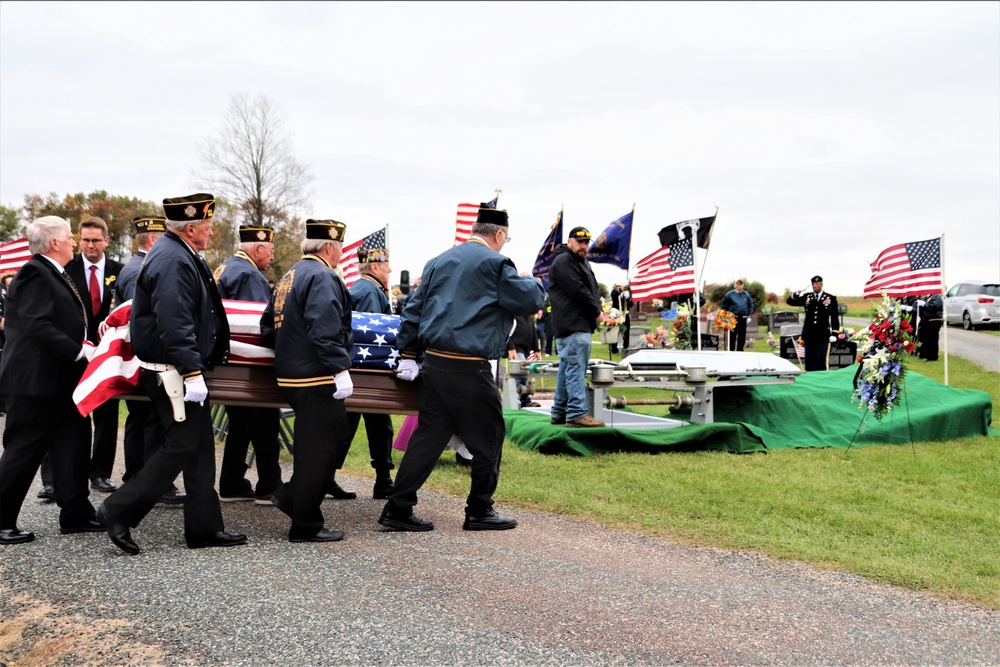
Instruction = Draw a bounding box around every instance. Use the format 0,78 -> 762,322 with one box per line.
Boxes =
941,233 -> 948,386
695,205 -> 719,289
626,203 -> 635,283
495,188 -> 502,206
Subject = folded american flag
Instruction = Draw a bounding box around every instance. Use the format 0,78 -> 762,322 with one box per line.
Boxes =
72,301 -> 402,416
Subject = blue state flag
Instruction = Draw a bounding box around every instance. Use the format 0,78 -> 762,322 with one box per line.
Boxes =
586,210 -> 633,269
531,209 -> 563,290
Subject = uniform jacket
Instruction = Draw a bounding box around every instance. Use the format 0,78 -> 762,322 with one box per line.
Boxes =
0,254 -> 89,396
213,251 -> 272,302
547,244 -> 602,339
66,253 -> 124,343
721,289 -> 755,317
396,239 -> 544,360
786,290 -> 840,337
507,313 -> 540,356
351,274 -> 391,315
113,251 -> 146,306
922,294 -> 944,320
130,230 -> 230,376
260,255 -> 354,387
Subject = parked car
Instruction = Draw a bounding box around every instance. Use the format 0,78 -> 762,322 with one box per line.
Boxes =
944,280 -> 1000,330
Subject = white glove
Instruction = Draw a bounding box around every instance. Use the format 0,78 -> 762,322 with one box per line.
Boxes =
900,304 -> 913,312
829,335 -> 837,343
916,300 -> 926,307
78,341 -> 97,362
183,377 -> 209,405
97,319 -> 110,340
396,359 -> 420,382
333,370 -> 353,400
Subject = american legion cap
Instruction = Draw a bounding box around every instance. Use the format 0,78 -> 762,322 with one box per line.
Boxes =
305,219 -> 347,242
133,215 -> 166,234
239,226 -> 275,243
163,193 -> 215,221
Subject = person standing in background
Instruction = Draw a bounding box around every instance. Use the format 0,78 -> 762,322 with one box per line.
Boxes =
721,280 -> 755,352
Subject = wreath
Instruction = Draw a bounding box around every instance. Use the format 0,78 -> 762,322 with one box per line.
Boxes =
713,309 -> 737,332
849,293 -> 917,421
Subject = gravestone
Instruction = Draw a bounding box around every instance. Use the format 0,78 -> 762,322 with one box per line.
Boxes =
779,324 -> 803,361
779,323 -> 857,369
768,310 -> 800,332
628,327 -> 650,348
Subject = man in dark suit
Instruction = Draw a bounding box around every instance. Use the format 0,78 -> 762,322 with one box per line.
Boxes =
97,193 -> 246,555
66,216 -> 124,493
786,275 -> 840,371
0,216 -> 103,544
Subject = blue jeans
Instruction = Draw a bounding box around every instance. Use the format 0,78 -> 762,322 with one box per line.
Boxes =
553,331 -> 592,421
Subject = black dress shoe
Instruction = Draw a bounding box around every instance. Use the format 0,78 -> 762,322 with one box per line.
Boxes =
372,477 -> 395,500
37,484 -> 56,501
60,519 -> 104,534
158,489 -> 187,505
97,504 -> 140,555
185,530 -> 248,549
289,527 -> 345,543
0,528 -> 35,544
90,476 -> 118,493
270,493 -> 294,519
378,507 -> 434,532
324,480 -> 357,500
463,509 -> 518,531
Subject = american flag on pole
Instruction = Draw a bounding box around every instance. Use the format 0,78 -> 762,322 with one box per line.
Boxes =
0,237 -> 30,273
629,238 -> 696,302
339,226 -> 388,288
453,196 -> 497,246
862,237 -> 942,299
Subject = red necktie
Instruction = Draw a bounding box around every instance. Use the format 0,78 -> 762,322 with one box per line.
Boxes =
89,265 -> 102,316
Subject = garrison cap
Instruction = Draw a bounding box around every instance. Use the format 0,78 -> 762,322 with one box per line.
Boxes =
359,247 -> 388,263
239,226 -> 275,243
476,205 -> 508,227
305,219 -> 347,242
163,193 -> 215,221
133,215 -> 166,234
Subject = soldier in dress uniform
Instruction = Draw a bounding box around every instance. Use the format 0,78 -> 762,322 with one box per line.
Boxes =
380,205 -> 544,532
786,275 -> 840,371
327,244 -> 396,500
260,219 -> 354,543
114,215 -> 184,505
97,193 -> 246,554
213,226 -> 283,505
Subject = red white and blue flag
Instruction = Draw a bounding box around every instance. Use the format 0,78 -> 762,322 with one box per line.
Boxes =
629,238 -> 696,302
339,226 -> 388,288
0,237 -> 30,273
862,237 -> 942,299
454,196 -> 498,246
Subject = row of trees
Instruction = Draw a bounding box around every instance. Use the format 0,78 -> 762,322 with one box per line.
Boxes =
1,93 -> 312,280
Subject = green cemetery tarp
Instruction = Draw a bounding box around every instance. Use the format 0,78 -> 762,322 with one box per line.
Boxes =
504,366 -> 995,456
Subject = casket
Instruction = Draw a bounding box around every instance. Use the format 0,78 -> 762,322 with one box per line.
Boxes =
200,364 -> 422,415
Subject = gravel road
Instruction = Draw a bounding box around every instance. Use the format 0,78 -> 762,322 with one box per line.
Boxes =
2,461 -> 998,666
843,317 -> 999,372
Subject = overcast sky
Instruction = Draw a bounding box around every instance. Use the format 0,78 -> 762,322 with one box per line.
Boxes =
2,1 -> 998,296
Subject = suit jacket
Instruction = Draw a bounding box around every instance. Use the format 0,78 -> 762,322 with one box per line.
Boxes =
0,254 -> 89,396
66,253 -> 124,343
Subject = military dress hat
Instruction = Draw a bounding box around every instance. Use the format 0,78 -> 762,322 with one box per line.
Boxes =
163,193 -> 215,221
133,214 -> 166,234
305,219 -> 347,242
239,226 -> 275,243
567,226 -> 592,241
811,275 -> 823,283
358,247 -> 389,263
476,205 -> 508,227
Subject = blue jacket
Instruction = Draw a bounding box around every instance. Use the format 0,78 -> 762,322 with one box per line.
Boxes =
397,239 -> 544,360
260,255 -> 354,387
350,274 -> 391,315
721,289 -> 755,317
214,251 -> 271,302
114,251 -> 145,306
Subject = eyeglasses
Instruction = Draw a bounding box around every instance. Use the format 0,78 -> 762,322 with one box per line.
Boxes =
501,231 -> 512,244
79,238 -> 106,245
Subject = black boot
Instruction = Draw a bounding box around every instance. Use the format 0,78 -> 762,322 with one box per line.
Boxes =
372,470 -> 395,499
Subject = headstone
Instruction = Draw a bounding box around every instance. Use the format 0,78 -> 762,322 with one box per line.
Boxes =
768,310 -> 800,331
779,324 -> 803,361
628,327 -> 649,348
828,339 -> 857,370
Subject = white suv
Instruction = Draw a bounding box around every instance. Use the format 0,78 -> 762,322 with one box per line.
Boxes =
944,281 -> 1000,330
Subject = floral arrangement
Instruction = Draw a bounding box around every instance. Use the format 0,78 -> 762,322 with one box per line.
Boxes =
599,302 -> 623,331
766,331 -> 779,352
665,303 -> 693,350
651,298 -> 665,311
713,309 -> 737,332
849,293 -> 917,422
639,325 -> 668,348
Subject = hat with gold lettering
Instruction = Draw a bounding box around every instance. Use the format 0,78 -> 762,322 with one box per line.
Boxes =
163,193 -> 215,221
358,247 -> 388,263
239,226 -> 275,243
476,205 -> 508,227
305,219 -> 347,242
133,214 -> 166,234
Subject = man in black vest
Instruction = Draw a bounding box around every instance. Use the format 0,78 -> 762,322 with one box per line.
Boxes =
97,193 -> 246,554
66,216 -> 124,493
0,216 -> 102,544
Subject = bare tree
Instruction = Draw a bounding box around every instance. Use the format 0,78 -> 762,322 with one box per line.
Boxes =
193,93 -> 313,231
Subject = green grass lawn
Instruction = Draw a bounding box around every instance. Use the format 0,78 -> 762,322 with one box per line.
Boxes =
299,329 -> 999,608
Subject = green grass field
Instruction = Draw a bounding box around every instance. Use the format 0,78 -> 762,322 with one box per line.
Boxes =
332,338 -> 1000,609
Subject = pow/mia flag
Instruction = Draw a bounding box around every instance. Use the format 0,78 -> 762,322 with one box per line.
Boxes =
351,311 -> 402,370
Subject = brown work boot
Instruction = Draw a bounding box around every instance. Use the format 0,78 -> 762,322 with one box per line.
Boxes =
567,415 -> 605,428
